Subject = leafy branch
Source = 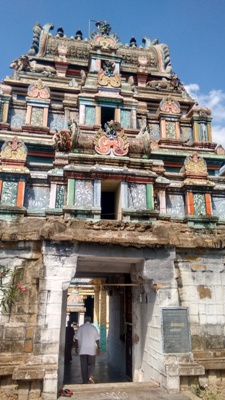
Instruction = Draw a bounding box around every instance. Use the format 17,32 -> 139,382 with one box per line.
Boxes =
0,265 -> 26,313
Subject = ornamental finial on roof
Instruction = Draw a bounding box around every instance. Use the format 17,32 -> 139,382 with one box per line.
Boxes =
95,21 -> 111,36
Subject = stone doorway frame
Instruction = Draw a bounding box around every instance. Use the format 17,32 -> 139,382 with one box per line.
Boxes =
41,241 -> 179,399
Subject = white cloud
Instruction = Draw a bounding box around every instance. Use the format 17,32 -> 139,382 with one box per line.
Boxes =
184,84 -> 225,147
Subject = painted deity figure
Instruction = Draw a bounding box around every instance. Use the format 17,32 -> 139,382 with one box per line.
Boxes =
183,152 -> 207,176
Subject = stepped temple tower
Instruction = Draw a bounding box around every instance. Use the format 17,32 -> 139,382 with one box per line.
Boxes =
0,20 -> 225,399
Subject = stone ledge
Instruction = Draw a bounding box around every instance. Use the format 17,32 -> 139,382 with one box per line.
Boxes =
166,362 -> 205,377
12,367 -> 45,380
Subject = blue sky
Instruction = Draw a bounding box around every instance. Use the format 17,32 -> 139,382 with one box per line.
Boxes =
1,0 -> 225,145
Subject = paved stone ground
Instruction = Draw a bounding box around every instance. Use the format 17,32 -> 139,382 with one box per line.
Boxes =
58,383 -> 199,400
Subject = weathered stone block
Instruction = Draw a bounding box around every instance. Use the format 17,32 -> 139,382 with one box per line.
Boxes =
0,366 -> 15,375
16,305 -> 29,314
0,341 -> 12,353
5,327 -> 25,341
26,327 -> 34,340
24,340 -> 33,353
12,367 -> 45,380
11,341 -> 25,353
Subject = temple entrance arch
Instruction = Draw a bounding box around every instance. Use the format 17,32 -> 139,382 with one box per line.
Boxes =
41,241 -> 177,397
64,253 -> 144,384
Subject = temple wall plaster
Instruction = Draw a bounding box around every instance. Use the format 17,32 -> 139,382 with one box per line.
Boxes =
177,250 -> 225,350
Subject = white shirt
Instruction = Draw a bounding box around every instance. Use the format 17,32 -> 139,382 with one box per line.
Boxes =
75,322 -> 100,356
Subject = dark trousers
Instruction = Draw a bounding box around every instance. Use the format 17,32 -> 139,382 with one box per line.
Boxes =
80,355 -> 96,384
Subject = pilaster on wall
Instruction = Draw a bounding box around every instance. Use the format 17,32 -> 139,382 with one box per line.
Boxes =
41,242 -> 79,399
139,249 -> 181,390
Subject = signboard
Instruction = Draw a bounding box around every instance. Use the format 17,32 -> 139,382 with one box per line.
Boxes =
162,307 -> 191,353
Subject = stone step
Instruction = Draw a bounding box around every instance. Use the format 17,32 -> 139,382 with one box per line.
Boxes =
62,381 -> 159,394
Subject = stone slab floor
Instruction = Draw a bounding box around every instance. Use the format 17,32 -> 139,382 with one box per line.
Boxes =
61,352 -> 198,400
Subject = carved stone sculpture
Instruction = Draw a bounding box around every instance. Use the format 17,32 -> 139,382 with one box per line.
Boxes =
53,130 -> 72,152
27,79 -> 50,99
160,96 -> 181,114
94,121 -> 129,156
68,119 -> 80,149
146,78 -> 169,90
0,137 -> 27,163
183,152 -> 208,176
29,61 -> 57,76
10,55 -> 30,72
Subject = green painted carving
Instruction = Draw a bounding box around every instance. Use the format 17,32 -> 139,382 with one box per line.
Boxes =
212,197 -> 225,221
99,325 -> 106,352
121,109 -> 130,128
1,181 -> 18,206
166,121 -> 176,139
194,193 -> 206,216
149,123 -> 160,140
180,126 -> 192,142
128,183 -> 146,208
8,109 -> 26,128
31,107 -> 43,126
24,186 -> 49,210
48,113 -> 64,131
85,106 -> 95,125
55,185 -> 65,208
75,180 -> 93,206
167,193 -> 185,217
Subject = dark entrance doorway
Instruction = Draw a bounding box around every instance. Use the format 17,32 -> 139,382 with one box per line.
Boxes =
101,191 -> 115,219
84,296 -> 94,321
101,106 -> 115,128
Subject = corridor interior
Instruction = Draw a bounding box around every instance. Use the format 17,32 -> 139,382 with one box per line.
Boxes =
63,254 -> 141,385
64,352 -> 128,385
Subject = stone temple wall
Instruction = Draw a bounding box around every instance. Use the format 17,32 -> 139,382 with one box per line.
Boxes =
0,231 -> 225,398
177,249 -> 225,350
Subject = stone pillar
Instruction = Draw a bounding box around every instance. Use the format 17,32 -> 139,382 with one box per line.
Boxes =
158,190 -> 167,214
131,109 -> 137,129
205,193 -> 212,215
140,249 -> 184,393
132,286 -> 143,382
207,122 -> 212,142
94,180 -> 101,207
79,104 -> 85,124
186,192 -> 194,215
49,183 -> 57,208
43,107 -> 48,127
26,105 -> 32,124
99,287 -> 107,352
193,121 -> 199,141
79,312 -> 85,326
94,286 -> 100,329
146,184 -> 154,210
114,108 -> 120,123
175,121 -> 180,139
67,179 -> 75,206
2,97 -> 10,123
41,242 -> 78,399
121,181 -> 128,208
160,119 -> 166,138
95,105 -> 101,125
16,180 -> 25,207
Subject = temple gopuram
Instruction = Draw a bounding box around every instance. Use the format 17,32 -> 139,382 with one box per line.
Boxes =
0,20 -> 225,400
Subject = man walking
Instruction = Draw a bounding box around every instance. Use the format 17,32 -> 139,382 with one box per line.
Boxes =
74,316 -> 100,384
